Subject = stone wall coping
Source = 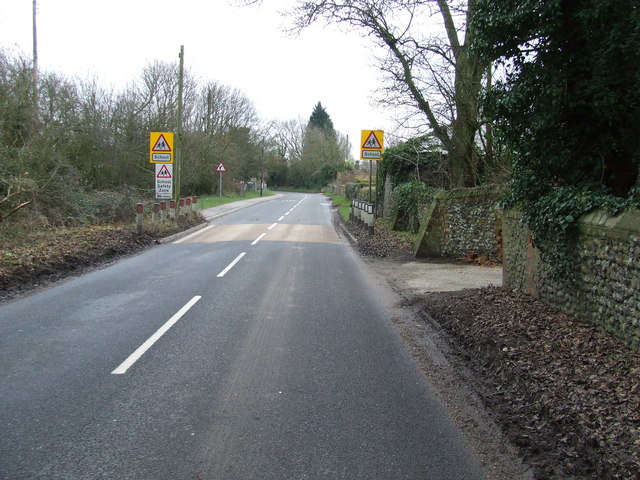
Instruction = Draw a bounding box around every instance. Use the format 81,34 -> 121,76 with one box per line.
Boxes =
579,209 -> 640,240
505,208 -> 640,241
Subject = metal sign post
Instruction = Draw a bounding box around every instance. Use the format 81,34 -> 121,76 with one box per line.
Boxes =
360,130 -> 384,206
150,132 -> 174,200
216,162 -> 226,197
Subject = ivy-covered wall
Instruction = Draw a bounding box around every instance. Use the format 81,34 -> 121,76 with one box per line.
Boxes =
413,188 -> 503,260
503,209 -> 640,348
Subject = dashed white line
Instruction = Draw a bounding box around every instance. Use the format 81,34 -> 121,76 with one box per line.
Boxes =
278,216 -> 285,221
268,223 -> 278,230
111,296 -> 202,375
217,252 -> 246,277
251,233 -> 266,245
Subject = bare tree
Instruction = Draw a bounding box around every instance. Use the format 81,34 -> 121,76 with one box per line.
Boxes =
290,0 -> 487,187
267,117 -> 307,165
194,81 -> 259,136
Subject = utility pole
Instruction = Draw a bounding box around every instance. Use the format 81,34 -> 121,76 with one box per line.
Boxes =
175,45 -> 184,201
32,0 -> 38,111
260,144 -> 265,197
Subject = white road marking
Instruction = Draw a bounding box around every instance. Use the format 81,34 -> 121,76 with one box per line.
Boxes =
172,225 -> 215,244
251,233 -> 266,245
268,223 -> 278,230
278,216 -> 285,221
217,252 -> 246,277
111,296 -> 202,375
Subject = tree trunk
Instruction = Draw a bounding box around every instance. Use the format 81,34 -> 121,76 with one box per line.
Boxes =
449,46 -> 484,187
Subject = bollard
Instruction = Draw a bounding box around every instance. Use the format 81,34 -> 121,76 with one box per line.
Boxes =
169,200 -> 176,220
185,198 -> 192,217
152,203 -> 160,224
160,201 -> 167,222
367,203 -> 374,235
135,203 -> 144,234
192,197 -> 197,213
178,198 -> 185,217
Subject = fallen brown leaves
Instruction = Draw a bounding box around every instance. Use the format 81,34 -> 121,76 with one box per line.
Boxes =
424,287 -> 640,480
0,216 -> 203,299
348,219 -> 415,258
340,212 -> 639,479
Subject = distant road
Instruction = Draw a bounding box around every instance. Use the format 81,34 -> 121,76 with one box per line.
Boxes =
0,192 -> 487,479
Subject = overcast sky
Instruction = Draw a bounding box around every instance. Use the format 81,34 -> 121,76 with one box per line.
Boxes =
0,0 -> 395,158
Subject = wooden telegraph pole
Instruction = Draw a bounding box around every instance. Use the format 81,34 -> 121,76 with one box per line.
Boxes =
175,45 -> 184,201
32,0 -> 38,111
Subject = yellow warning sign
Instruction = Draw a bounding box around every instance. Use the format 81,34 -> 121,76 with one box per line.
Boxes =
150,132 -> 174,163
360,130 -> 384,161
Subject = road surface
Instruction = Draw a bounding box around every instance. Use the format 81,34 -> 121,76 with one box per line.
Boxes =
0,192 -> 487,479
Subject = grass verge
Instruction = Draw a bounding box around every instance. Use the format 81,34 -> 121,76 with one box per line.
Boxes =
197,189 -> 274,209
324,193 -> 351,221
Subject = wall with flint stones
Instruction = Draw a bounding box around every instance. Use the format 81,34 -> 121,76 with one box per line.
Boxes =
413,188 -> 503,261
503,209 -> 640,348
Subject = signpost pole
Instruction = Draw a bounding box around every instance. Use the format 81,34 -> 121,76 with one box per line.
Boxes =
360,129 -> 384,207
369,160 -> 372,203
215,162 -> 226,197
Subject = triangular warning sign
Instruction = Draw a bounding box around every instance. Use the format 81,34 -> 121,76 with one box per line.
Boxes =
216,162 -> 226,172
156,165 -> 172,178
152,134 -> 172,152
362,131 -> 382,149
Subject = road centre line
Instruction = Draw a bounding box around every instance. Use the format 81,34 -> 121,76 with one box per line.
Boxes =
278,216 -> 285,221
173,225 -> 215,244
217,252 -> 246,277
111,296 -> 202,375
268,223 -> 278,230
251,233 -> 266,245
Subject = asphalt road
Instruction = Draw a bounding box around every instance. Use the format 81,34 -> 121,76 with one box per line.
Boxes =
0,192 -> 488,479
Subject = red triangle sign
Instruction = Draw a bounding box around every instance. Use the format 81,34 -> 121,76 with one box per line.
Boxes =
362,131 -> 382,149
216,162 -> 226,172
152,134 -> 172,152
156,165 -> 172,178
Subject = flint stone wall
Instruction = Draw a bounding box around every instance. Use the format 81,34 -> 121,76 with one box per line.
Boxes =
413,188 -> 503,261
503,209 -> 640,348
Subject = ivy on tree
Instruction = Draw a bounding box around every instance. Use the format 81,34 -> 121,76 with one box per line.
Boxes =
473,0 -> 640,278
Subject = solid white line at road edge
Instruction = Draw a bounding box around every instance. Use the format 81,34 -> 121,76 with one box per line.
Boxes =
217,252 -> 246,277
111,296 -> 202,375
172,225 -> 215,244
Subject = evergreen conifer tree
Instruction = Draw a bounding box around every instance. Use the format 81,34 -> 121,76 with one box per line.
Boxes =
308,102 -> 335,135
